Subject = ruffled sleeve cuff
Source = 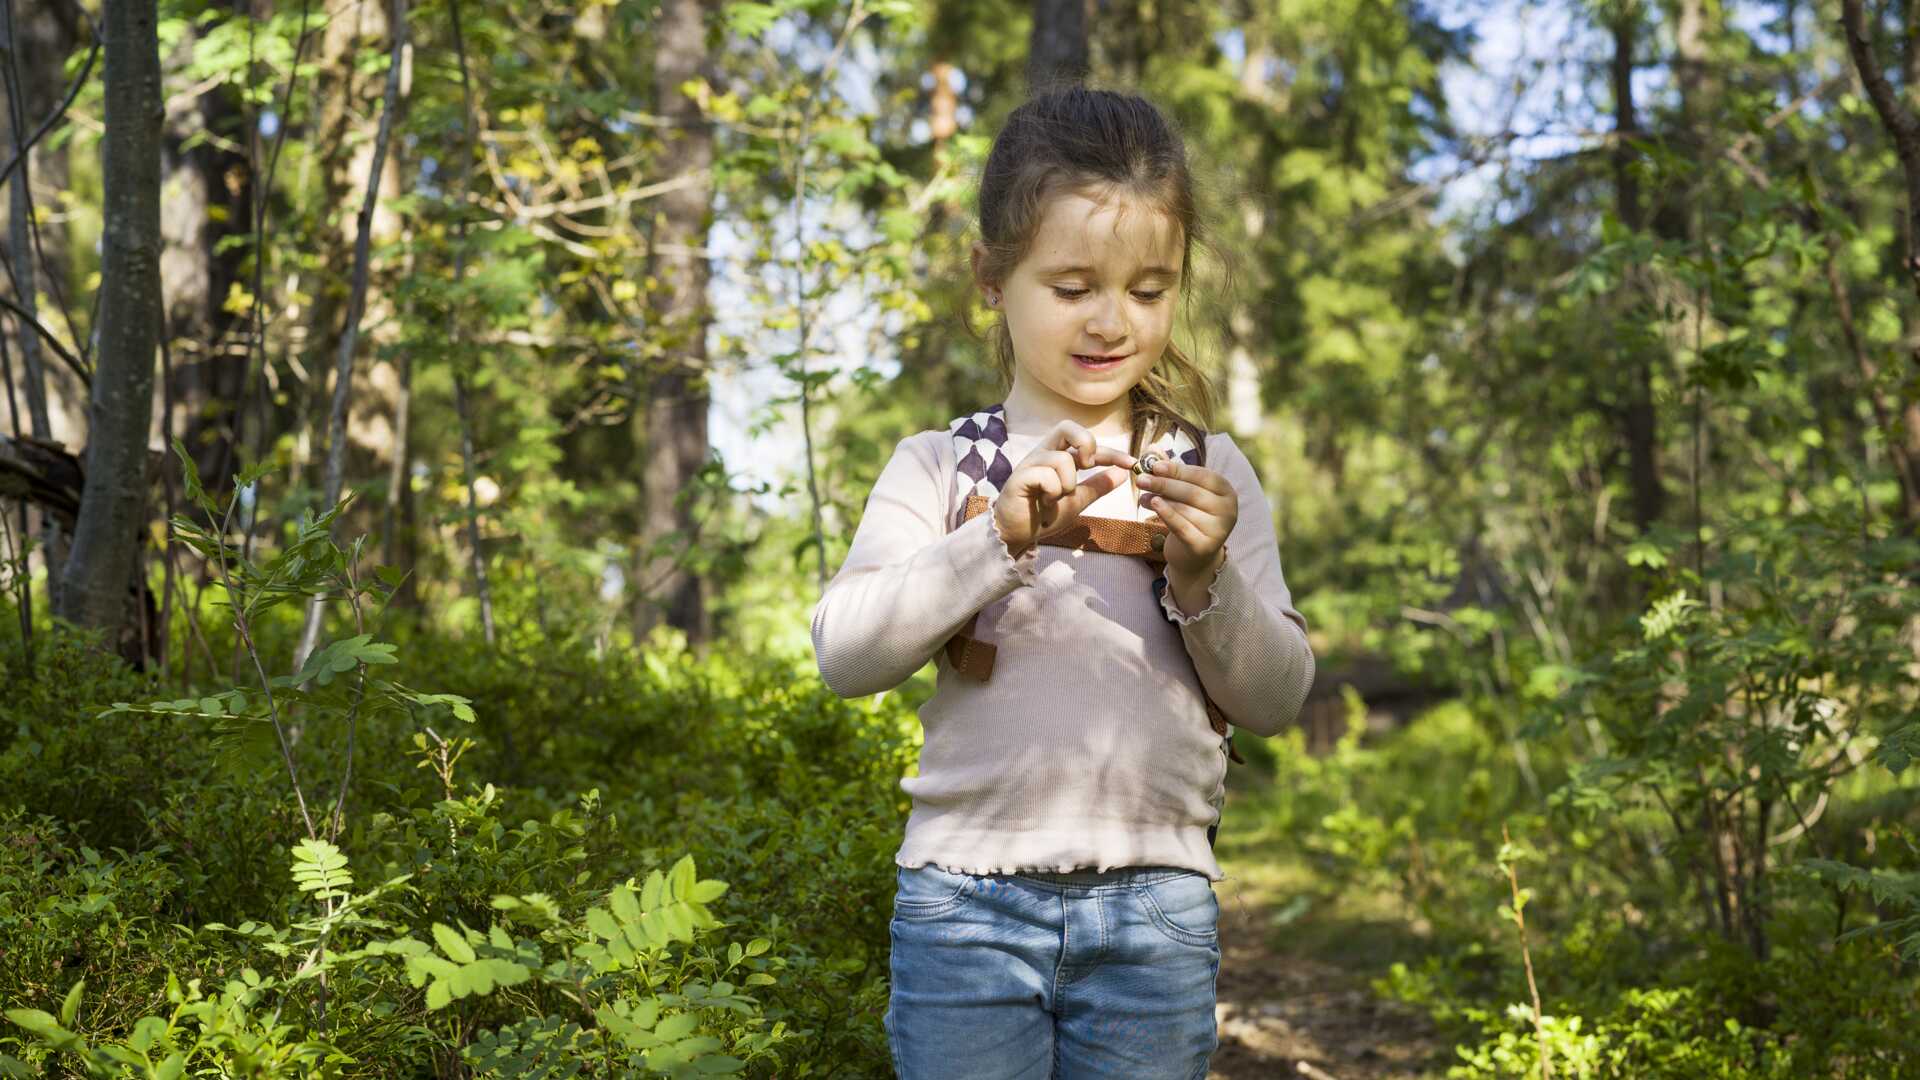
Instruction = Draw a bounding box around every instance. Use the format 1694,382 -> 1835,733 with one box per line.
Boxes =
948,503 -> 1042,588
1159,548 -> 1230,625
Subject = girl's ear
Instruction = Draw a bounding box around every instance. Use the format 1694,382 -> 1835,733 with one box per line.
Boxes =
969,241 -> 992,293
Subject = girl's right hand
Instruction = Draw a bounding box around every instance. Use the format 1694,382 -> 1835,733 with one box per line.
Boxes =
991,420 -> 1136,558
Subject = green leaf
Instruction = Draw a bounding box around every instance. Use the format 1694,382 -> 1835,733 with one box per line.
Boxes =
655,1013 -> 698,1041
290,838 -> 353,899
640,907 -> 667,945
1873,722 -> 1920,775
1640,590 -> 1700,640
723,2 -> 779,35
128,1015 -> 165,1053
610,883 -> 642,926
433,923 -> 477,964
669,854 -> 697,901
408,955 -> 460,981
170,436 -> 207,509
660,901 -> 694,943
5,1009 -> 62,1039
1620,538 -> 1666,572
585,906 -> 622,942
59,979 -> 83,1027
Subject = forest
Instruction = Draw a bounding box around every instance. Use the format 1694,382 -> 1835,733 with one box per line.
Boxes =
0,0 -> 1916,1076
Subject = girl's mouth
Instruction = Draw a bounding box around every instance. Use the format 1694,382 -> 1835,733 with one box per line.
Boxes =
1073,354 -> 1128,369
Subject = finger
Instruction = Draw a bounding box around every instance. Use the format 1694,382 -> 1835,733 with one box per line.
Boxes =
1028,448 -> 1082,490
1139,471 -> 1232,515
1046,420 -> 1099,467
1045,452 -> 1078,499
1031,473 -> 1063,528
1028,467 -> 1063,501
1144,493 -> 1218,550
1089,446 -> 1137,470
1153,459 -> 1232,496
1058,465 -> 1127,516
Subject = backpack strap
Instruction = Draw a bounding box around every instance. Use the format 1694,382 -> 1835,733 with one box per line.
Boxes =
939,404 -> 1246,765
942,404 -> 1012,679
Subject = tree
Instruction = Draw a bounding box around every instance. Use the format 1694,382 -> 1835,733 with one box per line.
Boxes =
1027,0 -> 1087,89
158,0 -> 253,523
633,0 -> 716,646
56,0 -> 162,659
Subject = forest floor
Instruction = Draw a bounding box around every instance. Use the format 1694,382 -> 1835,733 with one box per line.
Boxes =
1206,786 -> 1456,1080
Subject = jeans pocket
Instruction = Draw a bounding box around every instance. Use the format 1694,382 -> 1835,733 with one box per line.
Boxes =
1132,871 -> 1219,947
892,863 -> 978,921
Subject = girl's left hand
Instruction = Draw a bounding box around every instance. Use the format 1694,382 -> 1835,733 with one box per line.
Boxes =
1136,458 -> 1237,583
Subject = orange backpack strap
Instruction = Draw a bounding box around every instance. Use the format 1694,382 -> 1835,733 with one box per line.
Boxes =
944,609 -> 997,680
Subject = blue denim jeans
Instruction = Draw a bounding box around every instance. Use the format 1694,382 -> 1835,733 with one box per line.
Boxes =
884,862 -> 1221,1079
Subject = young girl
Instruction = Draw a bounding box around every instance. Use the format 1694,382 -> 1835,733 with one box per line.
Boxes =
811,86 -> 1315,1079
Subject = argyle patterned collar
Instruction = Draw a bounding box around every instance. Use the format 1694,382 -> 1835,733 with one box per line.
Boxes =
949,403 -> 1203,529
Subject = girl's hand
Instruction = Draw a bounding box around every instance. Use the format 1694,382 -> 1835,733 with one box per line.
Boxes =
1136,456 -> 1237,584
992,420 -> 1136,557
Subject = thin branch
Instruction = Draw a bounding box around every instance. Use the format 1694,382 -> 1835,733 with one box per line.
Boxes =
237,0 -> 319,495
791,0 -> 869,595
0,33 -> 97,191
0,293 -> 85,386
293,0 -> 410,673
1840,0 -> 1920,303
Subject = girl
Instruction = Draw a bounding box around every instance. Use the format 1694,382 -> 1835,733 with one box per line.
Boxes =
811,86 -> 1314,1079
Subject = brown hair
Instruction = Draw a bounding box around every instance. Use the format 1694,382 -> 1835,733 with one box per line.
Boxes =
966,84 -> 1220,462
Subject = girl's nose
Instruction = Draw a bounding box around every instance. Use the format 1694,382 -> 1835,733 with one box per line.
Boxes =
1086,293 -> 1128,341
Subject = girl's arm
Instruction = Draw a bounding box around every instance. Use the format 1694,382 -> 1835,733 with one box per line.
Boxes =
1157,433 -> 1316,738
811,431 -> 1041,697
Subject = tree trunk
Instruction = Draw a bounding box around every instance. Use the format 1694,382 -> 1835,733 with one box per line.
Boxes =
1027,0 -> 1089,90
3,72 -> 57,604
2,0 -> 80,439
159,4 -> 251,521
1841,0 -> 1920,529
631,0 -> 713,647
56,0 -> 161,662
1609,4 -> 1666,533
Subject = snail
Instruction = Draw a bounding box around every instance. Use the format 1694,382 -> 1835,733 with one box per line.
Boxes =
1131,450 -> 1168,479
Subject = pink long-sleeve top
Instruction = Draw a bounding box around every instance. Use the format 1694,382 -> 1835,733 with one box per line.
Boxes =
810,425 -> 1314,882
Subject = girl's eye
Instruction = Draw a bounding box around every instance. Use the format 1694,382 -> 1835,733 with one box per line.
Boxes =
1050,287 -> 1167,302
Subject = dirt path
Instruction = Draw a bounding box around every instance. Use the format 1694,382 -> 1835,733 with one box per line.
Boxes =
1207,870 -> 1453,1080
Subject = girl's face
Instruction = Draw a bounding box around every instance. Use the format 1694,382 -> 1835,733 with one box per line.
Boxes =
981,187 -> 1184,432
